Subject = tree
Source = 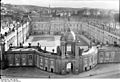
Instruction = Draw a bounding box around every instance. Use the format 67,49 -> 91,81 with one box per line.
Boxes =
114,13 -> 120,23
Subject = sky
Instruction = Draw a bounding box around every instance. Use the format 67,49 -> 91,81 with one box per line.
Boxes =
1,0 -> 119,10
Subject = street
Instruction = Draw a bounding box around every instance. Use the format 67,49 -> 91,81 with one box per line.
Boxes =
1,64 -> 120,78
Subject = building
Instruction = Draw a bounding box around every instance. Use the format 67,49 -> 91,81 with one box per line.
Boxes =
31,21 -> 81,35
1,28 -> 120,74
31,20 -> 120,46
0,14 -> 31,51
81,21 -> 120,45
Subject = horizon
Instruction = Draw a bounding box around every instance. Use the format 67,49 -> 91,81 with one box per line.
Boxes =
1,0 -> 119,10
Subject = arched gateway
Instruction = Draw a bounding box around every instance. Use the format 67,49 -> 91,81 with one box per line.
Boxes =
66,62 -> 73,73
59,28 -> 84,74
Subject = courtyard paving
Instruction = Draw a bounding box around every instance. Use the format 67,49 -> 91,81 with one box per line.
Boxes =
23,34 -> 89,52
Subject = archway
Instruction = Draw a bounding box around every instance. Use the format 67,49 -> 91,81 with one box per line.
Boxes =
51,68 -> 54,73
85,67 -> 87,71
66,62 -> 73,73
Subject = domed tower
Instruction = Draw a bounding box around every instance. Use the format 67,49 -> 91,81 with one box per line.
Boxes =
60,28 -> 80,59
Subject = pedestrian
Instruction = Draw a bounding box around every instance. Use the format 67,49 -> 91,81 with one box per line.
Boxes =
48,75 -> 50,78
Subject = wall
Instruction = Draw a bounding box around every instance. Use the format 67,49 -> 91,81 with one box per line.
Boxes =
98,49 -> 120,63
4,46 -> 120,74
6,51 -> 35,67
31,22 -> 82,35
81,23 -> 120,45
6,48 -> 61,74
82,47 -> 98,72
31,21 -> 120,45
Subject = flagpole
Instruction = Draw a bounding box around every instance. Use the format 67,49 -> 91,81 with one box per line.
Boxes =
49,0 -> 51,35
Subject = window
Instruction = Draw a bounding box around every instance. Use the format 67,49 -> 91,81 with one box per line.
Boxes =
45,59 -> 48,65
91,57 -> 93,63
105,52 -> 110,61
40,58 -> 43,62
15,54 -> 20,61
40,57 -> 43,66
28,55 -> 32,60
22,54 -> 26,60
51,61 -> 54,66
99,53 -> 103,58
110,52 -> 115,58
84,58 -> 88,66
67,44 -> 71,52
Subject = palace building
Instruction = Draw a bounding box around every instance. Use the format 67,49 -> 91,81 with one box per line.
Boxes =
31,20 -> 120,45
0,13 -> 120,75
1,2 -> 120,76
0,27 -> 120,74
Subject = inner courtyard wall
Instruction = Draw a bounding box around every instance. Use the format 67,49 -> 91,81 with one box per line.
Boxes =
31,21 -> 120,45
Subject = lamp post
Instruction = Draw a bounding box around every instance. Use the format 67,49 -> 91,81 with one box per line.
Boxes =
49,21 -> 51,35
15,21 -> 20,46
102,24 -> 104,45
17,23 -> 19,46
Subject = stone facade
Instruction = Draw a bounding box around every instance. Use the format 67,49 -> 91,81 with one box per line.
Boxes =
98,47 -> 120,63
31,21 -> 120,45
1,21 -> 120,75
2,22 -> 30,51
0,30 -> 99,74
1,37 -> 120,75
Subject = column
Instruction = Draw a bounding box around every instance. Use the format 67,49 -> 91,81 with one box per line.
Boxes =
75,45 -> 79,59
61,42 -> 66,59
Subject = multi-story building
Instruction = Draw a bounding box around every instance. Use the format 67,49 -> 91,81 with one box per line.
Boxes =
31,20 -> 120,46
31,21 -> 82,35
3,21 -> 30,51
0,15 -> 31,51
1,28 -> 120,74
81,21 -> 120,45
